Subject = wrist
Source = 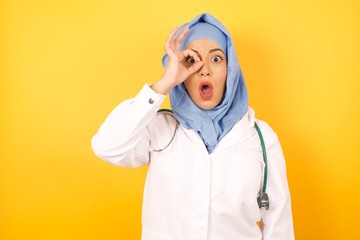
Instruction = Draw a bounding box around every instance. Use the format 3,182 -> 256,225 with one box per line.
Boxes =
151,77 -> 175,95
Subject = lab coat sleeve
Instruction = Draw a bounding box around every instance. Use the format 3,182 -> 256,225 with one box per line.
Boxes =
257,121 -> 295,240
91,84 -> 166,167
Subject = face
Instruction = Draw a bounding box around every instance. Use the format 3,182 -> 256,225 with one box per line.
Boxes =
183,38 -> 227,110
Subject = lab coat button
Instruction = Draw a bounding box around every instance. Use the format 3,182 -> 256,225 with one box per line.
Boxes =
148,98 -> 154,104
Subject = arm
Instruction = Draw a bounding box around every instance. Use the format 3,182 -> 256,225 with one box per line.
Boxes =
91,85 -> 165,167
258,121 -> 295,239
92,26 -> 203,167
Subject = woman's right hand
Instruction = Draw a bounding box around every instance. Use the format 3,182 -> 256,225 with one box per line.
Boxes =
151,26 -> 204,95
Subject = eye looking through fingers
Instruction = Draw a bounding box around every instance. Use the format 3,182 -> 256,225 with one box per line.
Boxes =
182,49 -> 201,65
185,56 -> 196,64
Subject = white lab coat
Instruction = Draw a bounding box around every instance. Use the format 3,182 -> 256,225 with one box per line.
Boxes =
92,85 -> 295,240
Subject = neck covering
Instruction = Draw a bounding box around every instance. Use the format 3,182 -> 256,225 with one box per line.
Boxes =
162,13 -> 248,153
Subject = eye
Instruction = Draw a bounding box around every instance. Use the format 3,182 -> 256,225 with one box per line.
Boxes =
212,56 -> 223,63
185,57 -> 196,64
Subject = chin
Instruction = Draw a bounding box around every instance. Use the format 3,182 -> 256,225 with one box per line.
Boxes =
195,101 -> 217,110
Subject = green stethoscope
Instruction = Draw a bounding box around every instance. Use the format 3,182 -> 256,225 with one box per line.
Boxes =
152,110 -> 270,211
255,122 -> 269,211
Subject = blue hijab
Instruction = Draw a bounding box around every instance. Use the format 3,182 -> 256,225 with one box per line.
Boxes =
162,13 -> 248,153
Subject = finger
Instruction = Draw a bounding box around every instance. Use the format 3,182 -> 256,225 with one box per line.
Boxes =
164,46 -> 175,58
164,26 -> 178,51
183,61 -> 204,79
174,26 -> 189,50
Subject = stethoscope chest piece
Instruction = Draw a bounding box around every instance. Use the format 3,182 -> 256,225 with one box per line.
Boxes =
257,192 -> 270,210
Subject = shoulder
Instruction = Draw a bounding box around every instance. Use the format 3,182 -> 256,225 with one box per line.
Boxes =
248,108 -> 280,148
154,109 -> 178,125
255,119 -> 279,148
147,109 -> 179,133
255,119 -> 276,136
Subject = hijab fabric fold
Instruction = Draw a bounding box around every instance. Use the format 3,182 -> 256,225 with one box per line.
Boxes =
162,13 -> 248,153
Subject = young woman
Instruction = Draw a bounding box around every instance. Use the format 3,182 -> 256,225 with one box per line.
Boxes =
92,13 -> 295,240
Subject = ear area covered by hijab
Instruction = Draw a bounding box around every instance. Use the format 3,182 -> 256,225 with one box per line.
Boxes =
162,13 -> 248,154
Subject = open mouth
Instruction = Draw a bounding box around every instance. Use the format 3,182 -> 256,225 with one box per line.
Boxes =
199,82 -> 214,100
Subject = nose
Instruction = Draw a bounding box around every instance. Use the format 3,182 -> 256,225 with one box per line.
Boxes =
199,63 -> 210,76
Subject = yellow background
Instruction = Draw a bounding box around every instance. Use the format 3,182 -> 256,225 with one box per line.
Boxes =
1,0 -> 359,239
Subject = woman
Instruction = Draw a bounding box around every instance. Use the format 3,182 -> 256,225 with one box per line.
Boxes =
92,13 -> 295,239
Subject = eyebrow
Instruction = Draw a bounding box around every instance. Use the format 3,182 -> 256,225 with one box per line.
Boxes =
209,48 -> 224,54
191,48 -> 225,54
